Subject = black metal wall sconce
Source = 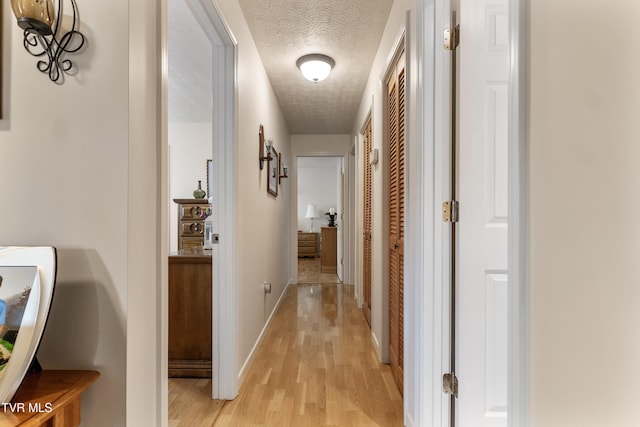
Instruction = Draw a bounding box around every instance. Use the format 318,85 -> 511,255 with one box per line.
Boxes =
11,0 -> 86,83
258,124 -> 273,170
278,153 -> 288,184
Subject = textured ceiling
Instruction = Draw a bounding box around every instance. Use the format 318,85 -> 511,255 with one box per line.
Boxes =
238,0 -> 394,134
168,0 -> 393,133
168,0 -> 212,123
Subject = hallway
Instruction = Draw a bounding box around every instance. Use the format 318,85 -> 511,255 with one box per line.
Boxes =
169,281 -> 402,426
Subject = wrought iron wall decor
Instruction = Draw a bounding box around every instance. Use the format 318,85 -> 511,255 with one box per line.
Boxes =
278,153 -> 288,184
11,0 -> 86,83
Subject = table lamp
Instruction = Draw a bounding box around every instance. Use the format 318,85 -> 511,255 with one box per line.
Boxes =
304,204 -> 317,232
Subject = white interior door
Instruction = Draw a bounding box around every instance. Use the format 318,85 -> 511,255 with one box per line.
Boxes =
457,0 -> 509,425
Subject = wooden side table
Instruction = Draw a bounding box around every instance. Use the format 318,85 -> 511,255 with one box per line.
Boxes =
321,227 -> 337,273
0,370 -> 99,426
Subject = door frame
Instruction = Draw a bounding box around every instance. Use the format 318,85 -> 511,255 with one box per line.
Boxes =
183,0 -> 239,400
506,0 -> 528,424
290,146 -> 352,285
407,0 -> 528,426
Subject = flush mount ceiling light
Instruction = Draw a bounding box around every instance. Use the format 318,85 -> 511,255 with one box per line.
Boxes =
296,54 -> 335,83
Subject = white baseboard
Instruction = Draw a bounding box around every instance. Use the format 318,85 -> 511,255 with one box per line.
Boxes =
371,331 -> 381,354
237,279 -> 292,383
405,411 -> 414,427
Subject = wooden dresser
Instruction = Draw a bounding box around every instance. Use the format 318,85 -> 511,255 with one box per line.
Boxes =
321,227 -> 337,273
174,198 -> 209,250
168,247 -> 212,378
298,232 -> 319,258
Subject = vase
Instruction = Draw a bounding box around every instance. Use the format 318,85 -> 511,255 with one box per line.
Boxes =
193,180 -> 206,199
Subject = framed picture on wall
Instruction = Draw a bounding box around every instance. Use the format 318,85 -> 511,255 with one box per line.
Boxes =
267,146 -> 278,197
0,247 -> 57,403
206,159 -> 213,198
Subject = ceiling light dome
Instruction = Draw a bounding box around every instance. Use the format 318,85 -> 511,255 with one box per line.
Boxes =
296,54 -> 335,83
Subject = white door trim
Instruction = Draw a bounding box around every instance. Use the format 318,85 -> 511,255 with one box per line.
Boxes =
128,0 -> 165,424
405,3 -> 426,425
290,150 -> 352,285
405,1 -> 451,425
507,0 -> 529,425
409,0 -> 528,426
184,0 -> 239,400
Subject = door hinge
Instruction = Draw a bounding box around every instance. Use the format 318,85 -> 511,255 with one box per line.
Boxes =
443,372 -> 459,397
442,201 -> 459,223
444,25 -> 460,51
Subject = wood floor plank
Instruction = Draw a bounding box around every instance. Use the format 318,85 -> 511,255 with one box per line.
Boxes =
168,260 -> 403,426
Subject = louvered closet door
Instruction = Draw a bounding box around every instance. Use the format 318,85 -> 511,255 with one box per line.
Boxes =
387,50 -> 405,394
363,118 -> 373,326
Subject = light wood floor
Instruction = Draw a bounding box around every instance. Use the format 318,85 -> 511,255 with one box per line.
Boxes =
297,257 -> 341,284
169,263 -> 402,426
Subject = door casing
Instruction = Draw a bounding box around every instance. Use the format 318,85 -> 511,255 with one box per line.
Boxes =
182,0 -> 239,401
405,0 -> 528,426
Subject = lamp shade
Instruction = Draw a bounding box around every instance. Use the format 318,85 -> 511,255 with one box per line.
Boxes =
304,204 -> 317,219
296,54 -> 335,83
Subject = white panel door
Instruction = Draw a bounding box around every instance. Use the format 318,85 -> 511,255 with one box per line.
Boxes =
457,0 -> 509,425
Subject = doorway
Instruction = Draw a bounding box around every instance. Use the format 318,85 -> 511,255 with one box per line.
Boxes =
166,0 -> 238,403
296,156 -> 344,284
414,0 -> 527,426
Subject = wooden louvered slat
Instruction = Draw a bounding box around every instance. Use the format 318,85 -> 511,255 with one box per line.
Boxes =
387,49 -> 405,394
397,54 -> 406,381
388,79 -> 399,240
399,254 -> 404,366
363,117 -> 373,326
398,63 -> 406,240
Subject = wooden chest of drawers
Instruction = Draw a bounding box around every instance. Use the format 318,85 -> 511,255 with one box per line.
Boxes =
298,232 -> 319,257
174,198 -> 209,250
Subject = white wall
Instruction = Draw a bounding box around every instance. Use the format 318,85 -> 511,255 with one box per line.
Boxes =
0,0 -> 129,424
529,1 -> 640,425
297,157 -> 340,232
351,0 -> 411,362
213,1 -> 292,384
